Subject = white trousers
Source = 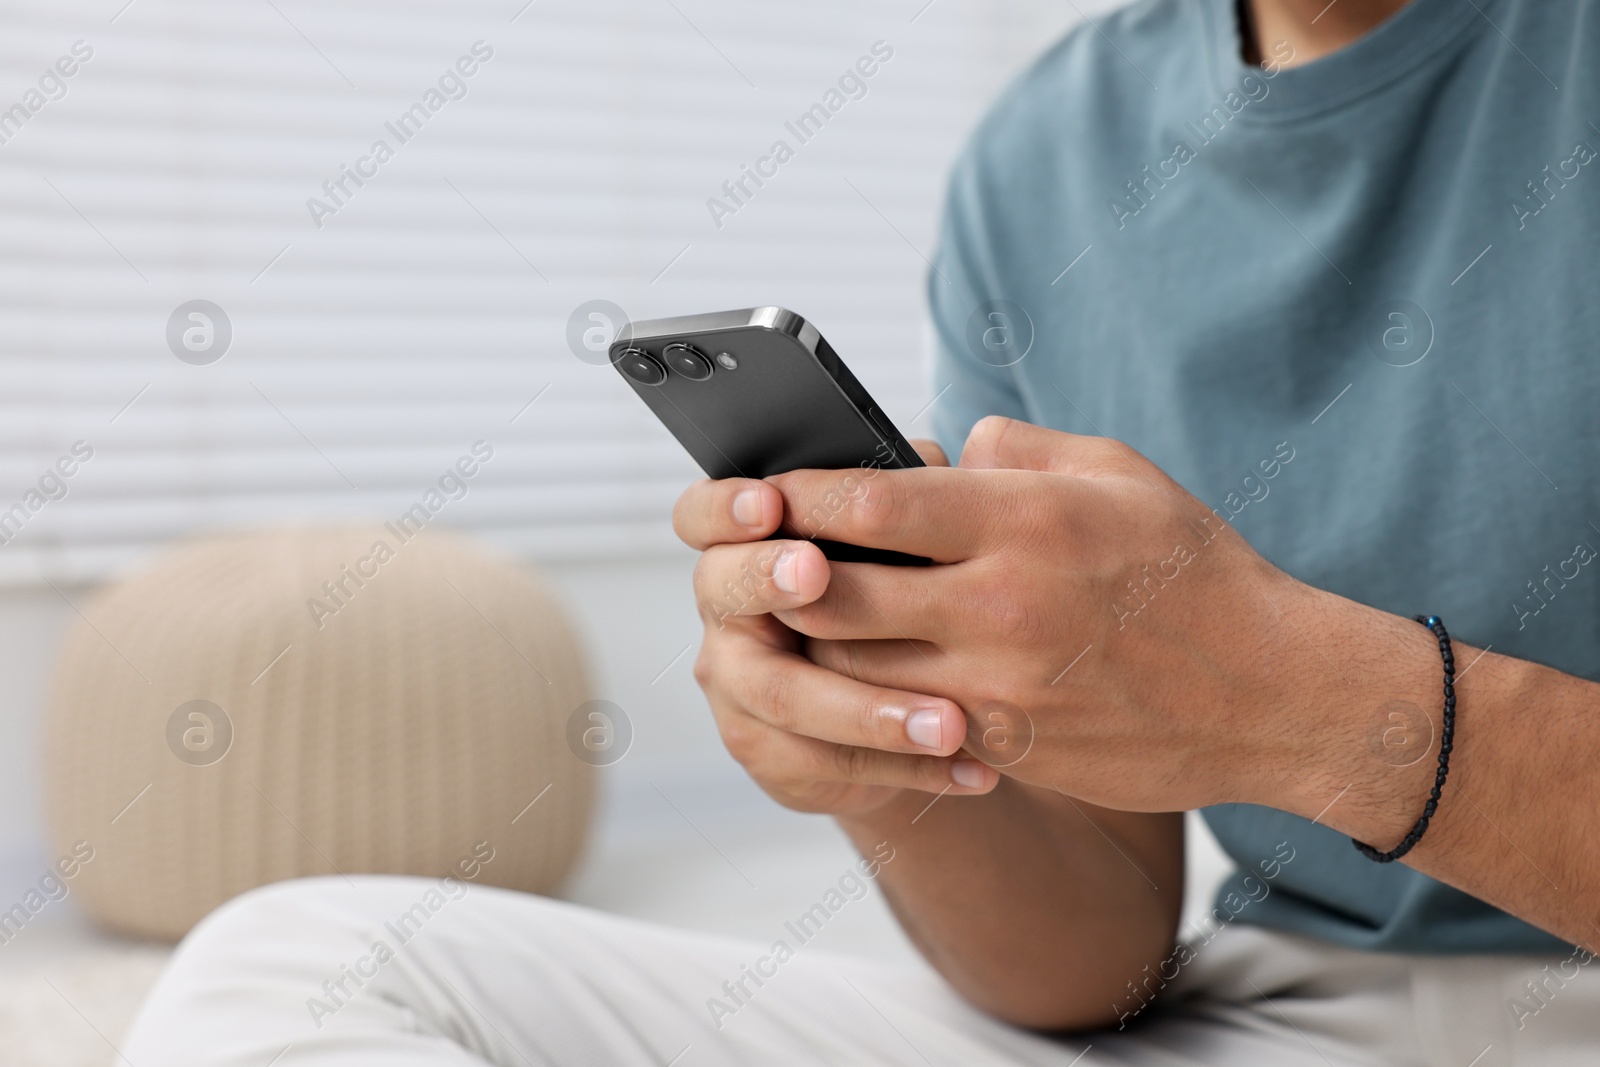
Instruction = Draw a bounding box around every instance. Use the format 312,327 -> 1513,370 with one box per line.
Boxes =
123,876 -> 1598,1066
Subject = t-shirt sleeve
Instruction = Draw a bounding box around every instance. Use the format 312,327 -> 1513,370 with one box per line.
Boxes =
926,145 -> 1032,462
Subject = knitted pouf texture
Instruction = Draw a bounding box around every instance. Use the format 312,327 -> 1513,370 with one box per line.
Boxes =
43,526 -> 595,941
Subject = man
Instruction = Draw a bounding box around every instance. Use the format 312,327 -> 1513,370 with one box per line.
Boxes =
127,0 -> 1599,1062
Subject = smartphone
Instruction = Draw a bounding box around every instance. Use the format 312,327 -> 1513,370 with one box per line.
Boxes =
610,307 -> 928,565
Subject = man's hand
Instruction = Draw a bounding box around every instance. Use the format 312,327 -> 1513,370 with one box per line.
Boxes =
768,415 -> 1356,816
674,440 -> 999,819
679,413 -> 1600,988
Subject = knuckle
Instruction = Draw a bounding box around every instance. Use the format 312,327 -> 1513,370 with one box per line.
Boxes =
691,647 -> 715,689
803,637 -> 842,674
851,695 -> 890,747
1002,604 -> 1050,649
972,414 -> 1015,447
832,742 -> 871,782
917,756 -> 955,792
962,415 -> 1015,465
718,715 -> 763,764
691,552 -> 715,598
752,666 -> 798,731
851,474 -> 902,540
1100,435 -> 1144,465
840,639 -> 872,683
815,638 -> 864,682
969,582 -> 1046,648
793,469 -> 897,542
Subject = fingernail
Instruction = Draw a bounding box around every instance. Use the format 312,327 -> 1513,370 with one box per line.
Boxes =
951,760 -> 988,789
772,549 -> 800,594
905,708 -> 944,750
732,487 -> 763,527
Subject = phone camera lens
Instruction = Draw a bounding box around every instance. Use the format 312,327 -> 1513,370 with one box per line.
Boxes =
615,348 -> 666,386
663,342 -> 713,381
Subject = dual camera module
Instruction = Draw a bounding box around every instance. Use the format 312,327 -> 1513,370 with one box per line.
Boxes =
615,342 -> 737,387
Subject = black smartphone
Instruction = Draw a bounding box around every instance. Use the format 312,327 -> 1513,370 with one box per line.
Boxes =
610,307 -> 928,565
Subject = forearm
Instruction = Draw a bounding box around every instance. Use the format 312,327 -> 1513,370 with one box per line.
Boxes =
837,780 -> 1183,1030
1264,583 -> 1600,950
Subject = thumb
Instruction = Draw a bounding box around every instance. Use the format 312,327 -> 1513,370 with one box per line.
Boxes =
958,415 -> 1129,478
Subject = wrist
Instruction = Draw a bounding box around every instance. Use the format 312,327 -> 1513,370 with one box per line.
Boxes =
1255,587 -> 1449,846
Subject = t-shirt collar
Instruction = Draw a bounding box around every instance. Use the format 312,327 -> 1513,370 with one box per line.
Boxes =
1201,0 -> 1497,121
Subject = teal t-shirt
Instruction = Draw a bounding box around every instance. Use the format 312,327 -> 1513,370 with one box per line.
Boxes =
929,0 -> 1597,954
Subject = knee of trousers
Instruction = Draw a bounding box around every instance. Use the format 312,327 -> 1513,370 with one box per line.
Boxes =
123,876 -> 444,1063
157,875 -> 586,988
153,876 -> 470,1000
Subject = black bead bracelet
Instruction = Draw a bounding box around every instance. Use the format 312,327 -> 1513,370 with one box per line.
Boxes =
1352,615 -> 1456,864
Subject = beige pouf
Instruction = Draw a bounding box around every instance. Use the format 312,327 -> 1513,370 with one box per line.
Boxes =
43,526 -> 595,941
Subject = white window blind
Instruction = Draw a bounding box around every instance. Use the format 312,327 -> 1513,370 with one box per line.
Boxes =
0,0 -> 1082,584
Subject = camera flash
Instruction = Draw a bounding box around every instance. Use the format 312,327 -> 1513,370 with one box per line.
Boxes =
715,352 -> 738,370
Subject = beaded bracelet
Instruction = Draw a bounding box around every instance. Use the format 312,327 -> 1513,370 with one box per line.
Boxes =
1352,615 -> 1456,864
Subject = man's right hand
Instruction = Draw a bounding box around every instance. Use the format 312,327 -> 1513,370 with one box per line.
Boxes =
673,449 -> 998,818
674,446 -> 1183,1033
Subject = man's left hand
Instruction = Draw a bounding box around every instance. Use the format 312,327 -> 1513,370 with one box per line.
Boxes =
769,415 -> 1376,815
